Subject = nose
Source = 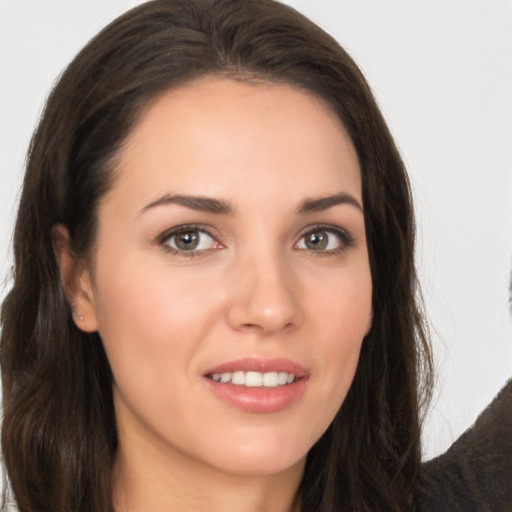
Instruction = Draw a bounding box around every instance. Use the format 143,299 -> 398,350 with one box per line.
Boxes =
226,252 -> 303,336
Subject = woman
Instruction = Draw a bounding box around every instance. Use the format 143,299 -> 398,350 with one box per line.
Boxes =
1,1 -> 433,511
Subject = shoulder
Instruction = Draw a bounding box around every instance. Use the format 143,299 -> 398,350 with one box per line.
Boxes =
418,380 -> 512,511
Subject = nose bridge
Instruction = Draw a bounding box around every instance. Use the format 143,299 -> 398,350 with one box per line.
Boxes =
227,240 -> 302,335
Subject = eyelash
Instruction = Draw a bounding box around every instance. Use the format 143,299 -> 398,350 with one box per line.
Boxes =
156,223 -> 354,258
296,224 -> 354,256
157,223 -> 219,258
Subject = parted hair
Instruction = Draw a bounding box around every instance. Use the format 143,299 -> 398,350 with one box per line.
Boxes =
1,1 -> 433,511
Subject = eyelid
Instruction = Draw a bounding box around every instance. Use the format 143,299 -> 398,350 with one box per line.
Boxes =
295,223 -> 354,252
154,222 -> 354,257
156,223 -> 222,256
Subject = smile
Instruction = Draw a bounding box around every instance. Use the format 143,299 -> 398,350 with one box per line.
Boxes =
208,371 -> 296,387
203,358 -> 309,413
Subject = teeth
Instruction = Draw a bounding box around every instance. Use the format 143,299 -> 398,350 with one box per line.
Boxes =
278,372 -> 288,385
263,372 -> 278,387
209,371 -> 296,387
245,371 -> 263,387
220,373 -> 231,383
232,371 -> 245,385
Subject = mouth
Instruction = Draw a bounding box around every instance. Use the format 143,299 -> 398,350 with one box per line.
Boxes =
203,358 -> 309,413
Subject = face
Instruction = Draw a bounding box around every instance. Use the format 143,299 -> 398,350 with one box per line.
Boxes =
75,78 -> 372,479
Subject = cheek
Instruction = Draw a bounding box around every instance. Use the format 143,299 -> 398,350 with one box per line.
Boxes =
90,255 -> 221,382
307,266 -> 372,399
90,261 -> 222,436
95,251 -> 214,326
309,261 -> 372,341
284,279 -> 370,454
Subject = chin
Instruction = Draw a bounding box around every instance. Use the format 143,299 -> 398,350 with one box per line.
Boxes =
192,425 -> 314,478
208,449 -> 306,478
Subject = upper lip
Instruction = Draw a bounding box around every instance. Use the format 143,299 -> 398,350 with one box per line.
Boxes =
203,357 -> 309,377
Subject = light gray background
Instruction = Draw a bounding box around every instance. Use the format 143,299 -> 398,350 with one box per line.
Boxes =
1,0 -> 511,460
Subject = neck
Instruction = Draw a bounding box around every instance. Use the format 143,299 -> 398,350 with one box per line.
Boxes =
112,431 -> 304,512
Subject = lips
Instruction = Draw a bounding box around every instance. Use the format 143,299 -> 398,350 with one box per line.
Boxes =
203,357 -> 309,413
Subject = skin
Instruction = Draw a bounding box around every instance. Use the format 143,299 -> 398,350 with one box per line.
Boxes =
55,78 -> 373,512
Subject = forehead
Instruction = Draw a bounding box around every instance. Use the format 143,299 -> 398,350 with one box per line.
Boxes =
106,77 -> 361,210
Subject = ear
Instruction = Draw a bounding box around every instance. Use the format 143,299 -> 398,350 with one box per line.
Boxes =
52,224 -> 99,333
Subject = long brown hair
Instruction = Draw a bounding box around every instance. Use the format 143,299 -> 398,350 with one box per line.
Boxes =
1,1 -> 433,510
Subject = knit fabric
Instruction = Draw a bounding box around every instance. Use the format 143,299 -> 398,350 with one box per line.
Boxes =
418,380 -> 512,511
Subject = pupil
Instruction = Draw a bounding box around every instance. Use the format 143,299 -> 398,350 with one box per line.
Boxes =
176,231 -> 199,250
307,231 -> 327,250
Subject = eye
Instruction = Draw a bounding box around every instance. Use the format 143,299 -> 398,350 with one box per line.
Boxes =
296,226 -> 352,253
160,226 -> 220,254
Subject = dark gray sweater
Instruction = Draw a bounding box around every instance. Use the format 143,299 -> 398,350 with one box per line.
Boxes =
418,380 -> 512,511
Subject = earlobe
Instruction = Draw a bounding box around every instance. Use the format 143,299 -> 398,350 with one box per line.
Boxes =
52,224 -> 99,333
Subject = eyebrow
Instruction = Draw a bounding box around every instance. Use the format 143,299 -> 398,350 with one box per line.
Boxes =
139,191 -> 362,216
297,193 -> 363,214
139,194 -> 234,215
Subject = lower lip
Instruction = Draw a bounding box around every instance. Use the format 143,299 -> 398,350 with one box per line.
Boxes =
204,378 -> 309,413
